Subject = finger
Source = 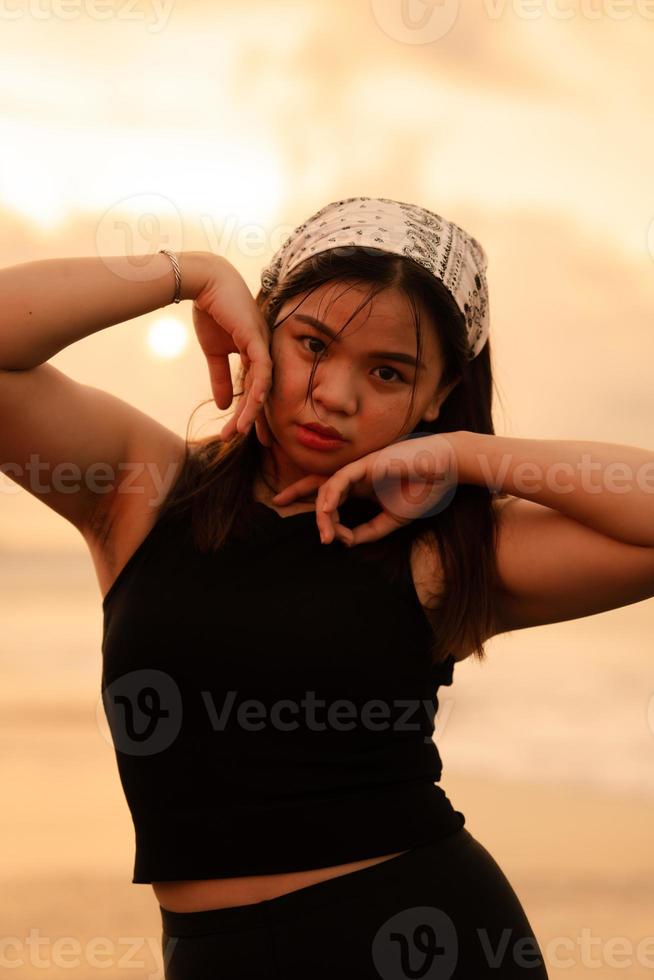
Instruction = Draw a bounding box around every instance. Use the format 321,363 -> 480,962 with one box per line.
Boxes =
345,511 -> 406,547
206,354 -> 234,410
254,408 -> 273,448
217,413 -> 238,441
318,511 -> 361,547
234,380 -> 269,436
240,336 -> 273,426
235,367 -> 256,434
315,480 -> 349,543
318,474 -> 352,517
318,508 -> 348,545
272,474 -> 324,504
315,491 -> 336,542
334,522 -> 354,546
218,391 -> 270,442
218,369 -> 255,441
217,396 -> 246,441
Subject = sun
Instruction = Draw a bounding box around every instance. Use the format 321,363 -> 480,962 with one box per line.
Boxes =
146,316 -> 189,360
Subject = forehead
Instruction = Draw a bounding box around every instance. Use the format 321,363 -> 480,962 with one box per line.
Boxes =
277,280 -> 440,353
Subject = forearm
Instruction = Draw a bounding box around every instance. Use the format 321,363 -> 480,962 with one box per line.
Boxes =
0,250 -> 211,370
453,430 -> 654,547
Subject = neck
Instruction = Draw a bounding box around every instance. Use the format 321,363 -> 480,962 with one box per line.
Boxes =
255,444 -> 312,497
253,447 -> 318,509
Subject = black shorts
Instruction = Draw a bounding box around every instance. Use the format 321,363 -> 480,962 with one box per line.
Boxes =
160,826 -> 549,979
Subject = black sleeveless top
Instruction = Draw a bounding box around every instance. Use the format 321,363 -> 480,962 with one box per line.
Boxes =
101,495 -> 465,883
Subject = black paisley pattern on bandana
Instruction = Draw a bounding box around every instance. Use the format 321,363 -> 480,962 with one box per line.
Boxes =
260,196 -> 489,360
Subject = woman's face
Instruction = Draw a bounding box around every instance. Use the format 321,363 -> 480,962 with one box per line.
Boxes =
258,280 -> 459,488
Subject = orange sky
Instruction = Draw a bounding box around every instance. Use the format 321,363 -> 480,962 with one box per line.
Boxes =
1,0 -> 653,551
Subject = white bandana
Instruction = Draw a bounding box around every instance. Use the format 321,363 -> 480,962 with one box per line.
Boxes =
260,196 -> 490,360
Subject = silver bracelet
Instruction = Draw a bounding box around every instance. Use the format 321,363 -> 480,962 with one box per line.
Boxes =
159,249 -> 182,304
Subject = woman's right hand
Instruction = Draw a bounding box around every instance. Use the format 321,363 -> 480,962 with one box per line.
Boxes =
191,254 -> 273,443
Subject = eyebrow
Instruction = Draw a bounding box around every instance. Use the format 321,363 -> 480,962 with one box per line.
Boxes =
289,314 -> 425,371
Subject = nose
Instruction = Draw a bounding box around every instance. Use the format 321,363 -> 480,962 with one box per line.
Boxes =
310,360 -> 358,417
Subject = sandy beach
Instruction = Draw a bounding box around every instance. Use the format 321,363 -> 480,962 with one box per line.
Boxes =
2,700 -> 653,980
2,560 -> 653,977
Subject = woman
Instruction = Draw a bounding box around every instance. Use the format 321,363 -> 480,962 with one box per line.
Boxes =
3,197 -> 653,979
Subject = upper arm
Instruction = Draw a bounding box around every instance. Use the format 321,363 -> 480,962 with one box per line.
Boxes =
490,495 -> 654,635
0,362 -> 181,536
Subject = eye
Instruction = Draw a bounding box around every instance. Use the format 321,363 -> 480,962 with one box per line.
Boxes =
300,335 -> 325,357
374,365 -> 407,384
297,336 -> 408,385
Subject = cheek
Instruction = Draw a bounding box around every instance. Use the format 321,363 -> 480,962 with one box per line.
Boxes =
266,349 -> 310,405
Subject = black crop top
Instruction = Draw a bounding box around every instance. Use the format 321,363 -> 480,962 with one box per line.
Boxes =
101,495 -> 465,883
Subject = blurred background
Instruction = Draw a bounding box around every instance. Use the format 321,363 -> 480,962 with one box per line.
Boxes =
1,1 -> 653,977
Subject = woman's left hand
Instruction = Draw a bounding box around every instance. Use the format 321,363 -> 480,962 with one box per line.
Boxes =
271,432 -> 461,546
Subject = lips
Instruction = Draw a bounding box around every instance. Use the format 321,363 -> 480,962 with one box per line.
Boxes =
302,423 -> 345,440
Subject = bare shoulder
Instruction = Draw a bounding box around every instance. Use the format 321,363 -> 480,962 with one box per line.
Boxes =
409,494 -> 512,588
409,494 -> 513,663
83,423 -> 187,602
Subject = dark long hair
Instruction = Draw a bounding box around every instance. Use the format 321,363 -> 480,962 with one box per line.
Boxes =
157,247 -> 507,665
